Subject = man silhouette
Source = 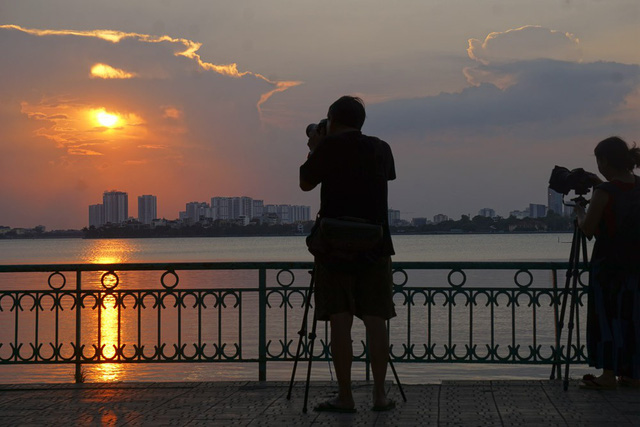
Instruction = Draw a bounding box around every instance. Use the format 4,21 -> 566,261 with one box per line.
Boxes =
300,95 -> 396,412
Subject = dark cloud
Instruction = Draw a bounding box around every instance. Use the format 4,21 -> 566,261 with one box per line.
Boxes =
365,58 -> 640,220
368,60 -> 640,138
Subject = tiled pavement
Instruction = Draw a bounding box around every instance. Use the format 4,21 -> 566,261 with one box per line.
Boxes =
0,380 -> 638,426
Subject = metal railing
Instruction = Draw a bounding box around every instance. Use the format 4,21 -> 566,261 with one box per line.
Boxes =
0,261 -> 587,382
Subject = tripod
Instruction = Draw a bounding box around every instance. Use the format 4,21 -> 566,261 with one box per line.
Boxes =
287,268 -> 407,412
550,197 -> 590,391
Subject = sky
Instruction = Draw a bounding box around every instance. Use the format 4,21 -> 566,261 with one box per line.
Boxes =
1,0 -> 639,229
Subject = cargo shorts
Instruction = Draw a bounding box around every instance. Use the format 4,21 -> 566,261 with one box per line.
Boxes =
313,256 -> 396,321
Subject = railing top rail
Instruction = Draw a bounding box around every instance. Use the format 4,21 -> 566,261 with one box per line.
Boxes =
0,260 -> 574,273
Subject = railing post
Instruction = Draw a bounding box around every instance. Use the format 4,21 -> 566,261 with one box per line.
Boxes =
258,267 -> 267,381
75,270 -> 82,383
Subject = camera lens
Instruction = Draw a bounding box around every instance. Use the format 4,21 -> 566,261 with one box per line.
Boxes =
306,123 -> 317,137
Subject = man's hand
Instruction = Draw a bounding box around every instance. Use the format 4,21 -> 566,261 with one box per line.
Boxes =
307,131 -> 324,154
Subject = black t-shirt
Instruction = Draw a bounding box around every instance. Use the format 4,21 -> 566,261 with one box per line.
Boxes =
300,130 -> 396,255
592,175 -> 640,271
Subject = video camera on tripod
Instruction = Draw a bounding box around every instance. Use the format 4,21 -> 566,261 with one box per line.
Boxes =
549,166 -> 599,206
548,165 -> 600,390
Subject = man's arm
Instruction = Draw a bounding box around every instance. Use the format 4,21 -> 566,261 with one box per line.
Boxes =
300,139 -> 326,191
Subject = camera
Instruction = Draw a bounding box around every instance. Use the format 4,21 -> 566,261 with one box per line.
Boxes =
548,165 -> 597,196
305,118 -> 328,137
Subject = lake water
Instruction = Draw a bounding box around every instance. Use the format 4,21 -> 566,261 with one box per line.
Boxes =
0,233 -> 582,264
0,234 -> 593,384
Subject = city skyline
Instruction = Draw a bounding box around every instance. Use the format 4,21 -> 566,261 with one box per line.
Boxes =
1,186 -> 569,230
87,190 -> 312,229
1,2 -> 638,229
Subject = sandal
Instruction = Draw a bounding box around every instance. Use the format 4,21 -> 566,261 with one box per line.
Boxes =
580,376 -> 617,390
372,399 -> 396,412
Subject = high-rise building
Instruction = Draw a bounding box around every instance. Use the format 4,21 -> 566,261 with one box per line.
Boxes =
547,189 -> 564,216
88,204 -> 105,227
211,197 -> 309,224
290,205 -> 311,222
433,214 -> 449,224
510,209 -> 529,219
388,209 -> 401,226
138,195 -> 157,225
252,200 -> 264,219
211,197 -> 231,220
529,204 -> 547,219
103,191 -> 128,224
240,196 -> 253,219
185,202 -> 209,224
276,204 -> 291,223
478,208 -> 496,218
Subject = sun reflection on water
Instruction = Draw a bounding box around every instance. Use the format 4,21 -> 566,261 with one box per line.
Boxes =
84,240 -> 136,382
96,293 -> 121,381
84,239 -> 136,264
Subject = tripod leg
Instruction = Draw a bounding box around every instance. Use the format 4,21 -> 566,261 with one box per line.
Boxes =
551,223 -> 580,380
388,358 -> 407,402
384,319 -> 407,402
287,269 -> 315,400
563,230 -> 586,391
303,310 -> 319,413
563,269 -> 580,391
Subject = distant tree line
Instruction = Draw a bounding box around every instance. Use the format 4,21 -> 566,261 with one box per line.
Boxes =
390,211 -> 573,234
82,221 -> 315,239
0,228 -> 84,239
3,212 -> 574,240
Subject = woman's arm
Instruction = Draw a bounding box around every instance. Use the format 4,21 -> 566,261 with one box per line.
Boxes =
575,188 -> 609,238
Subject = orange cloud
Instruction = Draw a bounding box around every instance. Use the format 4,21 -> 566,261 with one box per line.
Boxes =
467,25 -> 581,66
1,24 -> 301,115
162,107 -> 182,119
68,148 -> 104,156
90,63 -> 136,79
138,144 -> 167,150
257,81 -> 304,110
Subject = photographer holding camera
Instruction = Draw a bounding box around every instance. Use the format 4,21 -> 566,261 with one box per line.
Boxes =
575,136 -> 640,389
300,96 -> 396,412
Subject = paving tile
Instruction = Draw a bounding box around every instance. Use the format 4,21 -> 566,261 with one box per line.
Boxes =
0,380 -> 637,426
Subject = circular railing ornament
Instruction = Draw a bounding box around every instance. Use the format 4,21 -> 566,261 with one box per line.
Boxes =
514,269 -> 533,288
48,271 -> 66,290
578,269 -> 589,287
101,271 -> 120,291
447,269 -> 466,288
276,269 -> 294,287
392,269 -> 408,287
161,270 -> 180,290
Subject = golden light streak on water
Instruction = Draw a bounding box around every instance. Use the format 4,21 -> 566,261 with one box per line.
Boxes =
95,293 -> 122,382
85,240 -> 135,382
85,239 -> 135,264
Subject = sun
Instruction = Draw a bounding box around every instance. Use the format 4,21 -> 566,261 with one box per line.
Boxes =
96,110 -> 119,127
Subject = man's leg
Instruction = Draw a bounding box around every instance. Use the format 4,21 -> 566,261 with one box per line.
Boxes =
329,311 -> 355,407
363,315 -> 391,407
